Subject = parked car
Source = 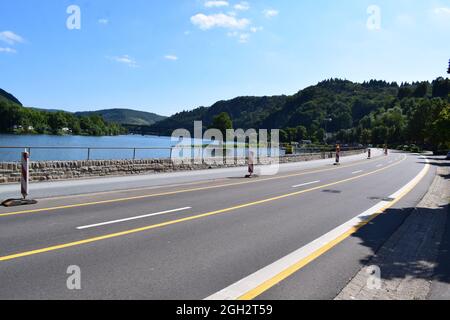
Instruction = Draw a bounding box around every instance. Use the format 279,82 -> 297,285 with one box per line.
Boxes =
446,151 -> 450,160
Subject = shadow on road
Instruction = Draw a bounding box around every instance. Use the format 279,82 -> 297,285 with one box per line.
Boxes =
417,156 -> 450,180
352,205 -> 449,285
417,155 -> 450,170
349,157 -> 450,289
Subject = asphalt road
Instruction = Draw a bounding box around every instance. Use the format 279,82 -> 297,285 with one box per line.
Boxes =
0,150 -> 435,299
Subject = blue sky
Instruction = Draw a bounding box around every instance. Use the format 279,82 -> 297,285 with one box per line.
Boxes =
0,0 -> 449,116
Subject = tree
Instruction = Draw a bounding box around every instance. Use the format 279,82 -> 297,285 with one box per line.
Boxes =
279,129 -> 288,143
398,86 -> 413,100
413,82 -> 428,98
430,104 -> 450,150
372,126 -> 389,144
314,128 -> 326,143
48,112 -> 69,133
432,78 -> 450,98
360,129 -> 372,145
211,112 -> 233,137
295,126 -> 308,142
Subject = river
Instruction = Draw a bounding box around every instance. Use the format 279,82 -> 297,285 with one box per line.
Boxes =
0,134 -> 284,162
0,134 -> 176,162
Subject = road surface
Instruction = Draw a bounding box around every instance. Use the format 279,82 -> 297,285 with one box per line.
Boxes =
0,150 -> 436,299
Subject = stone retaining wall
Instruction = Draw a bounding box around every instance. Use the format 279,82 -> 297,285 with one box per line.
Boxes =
0,149 -> 364,184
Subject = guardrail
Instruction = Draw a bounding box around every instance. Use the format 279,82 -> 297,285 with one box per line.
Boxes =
289,146 -> 366,155
0,145 -> 366,162
0,146 -> 174,161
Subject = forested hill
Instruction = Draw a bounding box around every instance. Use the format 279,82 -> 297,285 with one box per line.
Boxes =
148,95 -> 288,136
0,88 -> 22,106
0,90 -> 166,136
0,93 -> 127,136
148,78 -> 450,151
75,109 -> 166,126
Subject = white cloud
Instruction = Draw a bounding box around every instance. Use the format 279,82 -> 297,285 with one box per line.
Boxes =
0,31 -> 24,45
109,55 -> 138,68
250,26 -> 263,33
430,7 -> 450,26
234,1 -> 250,11
191,13 -> 250,30
0,47 -> 16,54
204,1 -> 229,8
98,19 -> 109,25
434,7 -> 450,16
263,9 -> 279,18
227,31 -> 251,44
164,55 -> 178,61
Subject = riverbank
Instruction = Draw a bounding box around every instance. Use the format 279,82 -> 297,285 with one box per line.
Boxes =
0,149 -> 365,184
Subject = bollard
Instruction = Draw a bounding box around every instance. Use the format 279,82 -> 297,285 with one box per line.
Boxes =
1,150 -> 37,207
21,150 -> 29,199
368,148 -> 371,159
245,151 -> 255,178
334,144 -> 341,165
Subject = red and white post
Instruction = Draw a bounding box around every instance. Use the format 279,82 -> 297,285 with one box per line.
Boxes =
335,144 -> 341,165
21,150 -> 29,200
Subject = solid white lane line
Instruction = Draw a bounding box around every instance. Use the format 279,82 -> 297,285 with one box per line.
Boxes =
77,207 -> 192,230
292,181 -> 321,188
205,157 -> 430,300
352,170 -> 363,174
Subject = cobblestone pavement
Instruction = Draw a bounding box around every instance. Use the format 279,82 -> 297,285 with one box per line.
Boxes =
336,161 -> 450,300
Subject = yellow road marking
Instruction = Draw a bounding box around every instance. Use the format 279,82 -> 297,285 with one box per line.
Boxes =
237,157 -> 429,300
34,154 -> 382,202
0,155 -> 406,262
0,154 -> 385,218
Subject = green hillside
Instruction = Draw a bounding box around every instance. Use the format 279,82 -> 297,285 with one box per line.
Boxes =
75,109 -> 166,126
0,88 -> 22,106
148,78 -> 450,151
148,95 -> 287,136
0,93 -> 126,136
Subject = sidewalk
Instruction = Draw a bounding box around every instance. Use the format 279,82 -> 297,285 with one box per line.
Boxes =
335,159 -> 450,300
